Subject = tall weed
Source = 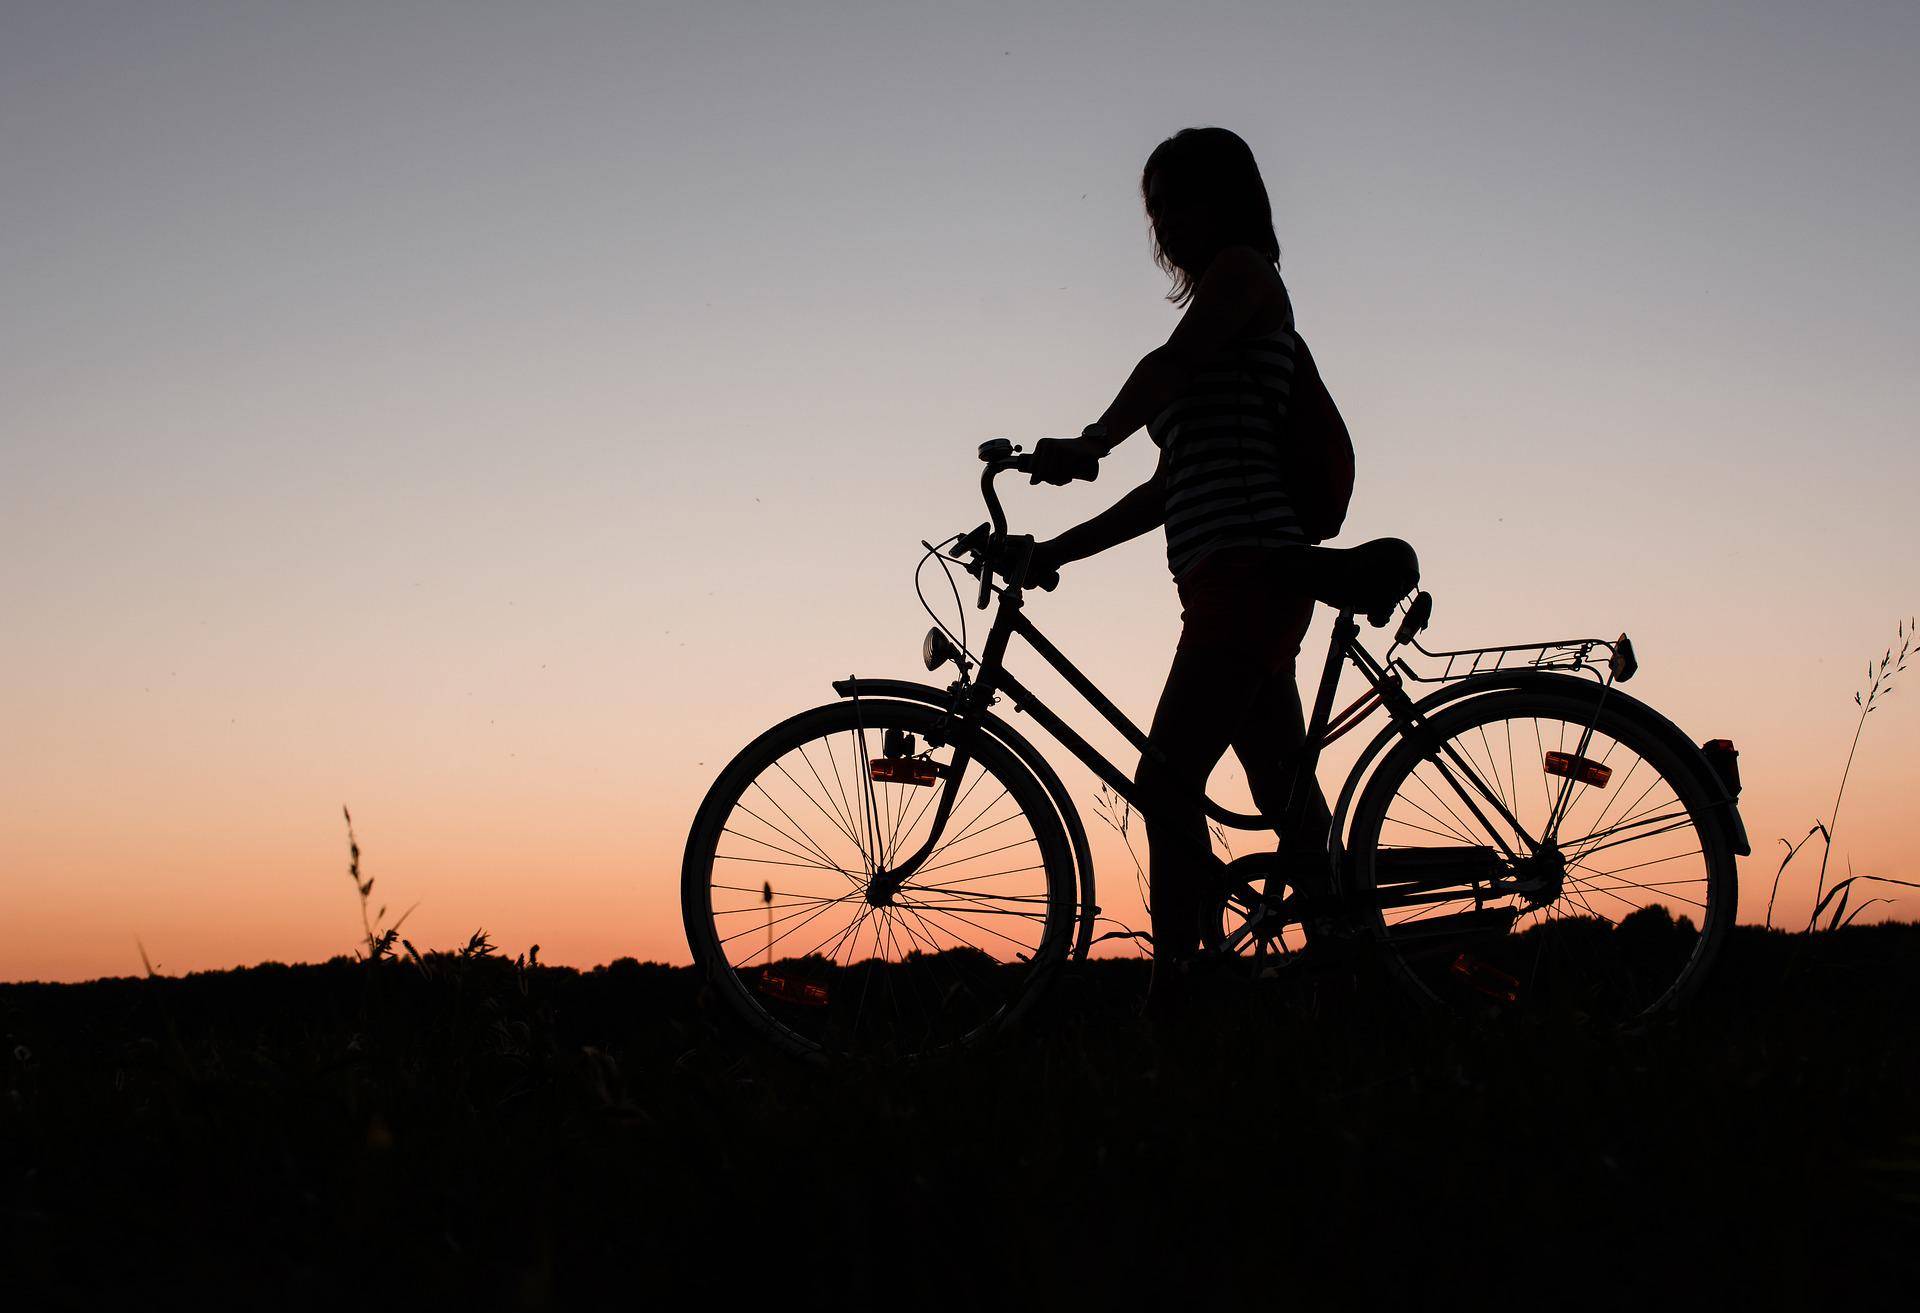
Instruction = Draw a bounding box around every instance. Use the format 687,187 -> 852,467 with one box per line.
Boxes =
1765,616 -> 1917,929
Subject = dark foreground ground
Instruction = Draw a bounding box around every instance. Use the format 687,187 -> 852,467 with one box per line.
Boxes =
3,926 -> 1916,1309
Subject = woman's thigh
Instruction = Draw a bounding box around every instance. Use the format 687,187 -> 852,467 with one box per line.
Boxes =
1144,639 -> 1271,787
1231,675 -> 1306,809
1148,548 -> 1316,804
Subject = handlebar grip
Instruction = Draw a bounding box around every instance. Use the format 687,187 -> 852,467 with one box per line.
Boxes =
1012,448 -> 1099,484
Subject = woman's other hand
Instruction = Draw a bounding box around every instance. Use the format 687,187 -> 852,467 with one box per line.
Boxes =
1027,537 -> 1066,588
1027,435 -> 1104,486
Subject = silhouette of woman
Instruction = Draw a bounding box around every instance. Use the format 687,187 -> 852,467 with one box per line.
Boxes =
1025,126 -> 1334,1008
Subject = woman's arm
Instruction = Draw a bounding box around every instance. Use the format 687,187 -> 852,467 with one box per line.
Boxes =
1027,244 -> 1279,486
1037,447 -> 1169,570
1090,245 -> 1277,450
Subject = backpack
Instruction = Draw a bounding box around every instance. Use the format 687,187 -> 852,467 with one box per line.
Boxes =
1281,332 -> 1355,543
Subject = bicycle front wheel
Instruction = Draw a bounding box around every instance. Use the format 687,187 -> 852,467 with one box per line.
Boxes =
682,699 -> 1076,1061
1346,687 -> 1737,1021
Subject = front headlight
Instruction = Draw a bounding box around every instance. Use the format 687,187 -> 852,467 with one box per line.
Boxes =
923,627 -> 959,672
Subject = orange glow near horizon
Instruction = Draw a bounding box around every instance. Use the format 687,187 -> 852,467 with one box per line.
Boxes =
5,563 -> 1913,983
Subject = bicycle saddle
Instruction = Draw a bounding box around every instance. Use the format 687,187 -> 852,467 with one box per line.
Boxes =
1279,537 -> 1419,625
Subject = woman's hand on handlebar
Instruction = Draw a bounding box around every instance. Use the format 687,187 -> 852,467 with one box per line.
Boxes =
952,527 -> 1064,593
1025,435 -> 1104,486
1027,537 -> 1066,589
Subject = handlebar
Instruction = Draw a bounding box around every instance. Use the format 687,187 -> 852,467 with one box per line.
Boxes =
959,441 -> 1064,606
976,437 -> 1090,530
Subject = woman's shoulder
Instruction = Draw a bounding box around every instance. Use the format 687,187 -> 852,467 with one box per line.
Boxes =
1240,288 -> 1294,341
1208,241 -> 1270,268
1204,245 -> 1291,334
1203,243 -> 1285,288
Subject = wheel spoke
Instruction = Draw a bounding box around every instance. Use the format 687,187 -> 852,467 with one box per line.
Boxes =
773,755 -> 866,858
720,891 -> 859,950
1397,773 -> 1482,845
1569,816 -> 1698,862
720,825 -> 856,878
1571,754 -> 1645,857
715,851 -> 859,873
1564,775 -> 1666,860
913,834 -> 1038,879
738,793 -> 857,880
910,861 -> 1048,891
898,898 -> 1040,954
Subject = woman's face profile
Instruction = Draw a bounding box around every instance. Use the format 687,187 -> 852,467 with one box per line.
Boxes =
1145,169 -> 1206,270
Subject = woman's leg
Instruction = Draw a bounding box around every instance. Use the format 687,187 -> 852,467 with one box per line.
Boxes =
1232,671 -> 1336,908
1233,674 -> 1332,845
1139,552 -> 1319,988
1137,639 -> 1270,965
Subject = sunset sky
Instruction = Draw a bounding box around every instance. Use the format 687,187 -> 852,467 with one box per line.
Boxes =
5,0 -> 1916,981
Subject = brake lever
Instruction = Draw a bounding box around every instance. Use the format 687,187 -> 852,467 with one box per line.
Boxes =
953,522 -> 1062,592
954,522 -> 992,560
947,521 -> 994,607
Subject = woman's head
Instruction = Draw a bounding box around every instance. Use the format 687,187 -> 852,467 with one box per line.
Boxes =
1142,127 -> 1280,305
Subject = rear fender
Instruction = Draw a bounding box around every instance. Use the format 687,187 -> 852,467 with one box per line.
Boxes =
832,677 -> 1099,960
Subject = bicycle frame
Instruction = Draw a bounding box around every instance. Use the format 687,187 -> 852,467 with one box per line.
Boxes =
862,462 -> 1571,924
917,559 -> 1542,874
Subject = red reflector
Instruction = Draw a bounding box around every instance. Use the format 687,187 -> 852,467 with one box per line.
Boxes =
759,971 -> 829,1007
1450,952 -> 1520,1003
869,758 -> 940,786
1543,751 -> 1611,787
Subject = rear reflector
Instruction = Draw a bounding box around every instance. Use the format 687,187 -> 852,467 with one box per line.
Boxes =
870,758 -> 941,786
759,971 -> 829,1007
1450,952 -> 1520,1003
1544,751 -> 1611,787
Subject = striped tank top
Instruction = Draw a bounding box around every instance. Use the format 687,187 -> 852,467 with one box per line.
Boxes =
1148,309 -> 1307,579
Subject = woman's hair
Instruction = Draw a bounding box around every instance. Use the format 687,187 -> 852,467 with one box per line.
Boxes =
1141,126 -> 1281,306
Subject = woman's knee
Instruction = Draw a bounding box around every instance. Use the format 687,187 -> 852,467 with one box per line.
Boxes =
1133,750 -> 1176,798
1134,751 -> 1204,828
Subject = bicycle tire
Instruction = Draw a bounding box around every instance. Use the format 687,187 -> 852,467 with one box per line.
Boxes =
682,699 -> 1076,1061
1346,687 -> 1737,1021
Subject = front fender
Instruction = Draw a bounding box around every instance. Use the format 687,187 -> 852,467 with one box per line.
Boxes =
831,677 -> 1099,960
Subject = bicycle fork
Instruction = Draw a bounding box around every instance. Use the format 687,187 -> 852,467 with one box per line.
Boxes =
847,684 -> 979,906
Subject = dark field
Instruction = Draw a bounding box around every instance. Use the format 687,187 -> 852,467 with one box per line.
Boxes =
4,926 -> 1916,1308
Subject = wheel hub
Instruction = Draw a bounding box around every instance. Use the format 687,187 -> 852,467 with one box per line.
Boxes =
1509,843 -> 1566,907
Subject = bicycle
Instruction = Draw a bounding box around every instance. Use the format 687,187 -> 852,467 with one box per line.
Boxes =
682,440 -> 1750,1061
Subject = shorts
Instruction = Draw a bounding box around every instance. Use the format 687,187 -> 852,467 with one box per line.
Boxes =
1173,545 -> 1315,674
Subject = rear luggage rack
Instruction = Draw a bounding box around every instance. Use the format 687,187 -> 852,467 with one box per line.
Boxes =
1396,632 -> 1635,684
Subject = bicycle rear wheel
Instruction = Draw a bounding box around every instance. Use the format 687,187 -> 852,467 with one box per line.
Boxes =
1346,687 -> 1736,1021
682,699 -> 1076,1061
